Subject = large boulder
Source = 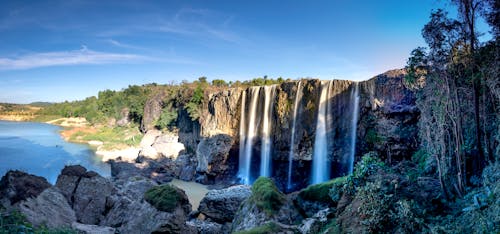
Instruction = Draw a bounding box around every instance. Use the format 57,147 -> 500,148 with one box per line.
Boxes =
102,177 -> 194,234
186,219 -> 224,234
195,134 -> 234,183
198,185 -> 251,223
17,187 -> 76,229
152,134 -> 186,159
55,165 -> 115,225
0,170 -> 51,206
140,129 -> 162,148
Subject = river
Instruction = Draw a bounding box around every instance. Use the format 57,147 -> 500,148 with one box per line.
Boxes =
0,120 -> 110,184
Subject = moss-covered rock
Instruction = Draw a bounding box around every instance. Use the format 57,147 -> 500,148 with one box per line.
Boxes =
299,176 -> 348,205
251,177 -> 286,216
144,184 -> 190,213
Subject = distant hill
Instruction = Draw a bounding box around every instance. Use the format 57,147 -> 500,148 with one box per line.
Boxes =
29,102 -> 54,107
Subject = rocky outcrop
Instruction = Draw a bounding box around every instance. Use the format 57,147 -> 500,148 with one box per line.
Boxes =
0,170 -> 51,206
101,177 -> 194,233
187,219 -> 224,234
18,187 -> 76,228
231,196 -> 302,232
195,134 -> 236,184
138,129 -> 186,160
141,92 -> 164,133
198,185 -> 251,223
358,69 -> 419,161
55,165 -> 115,225
200,88 -> 243,137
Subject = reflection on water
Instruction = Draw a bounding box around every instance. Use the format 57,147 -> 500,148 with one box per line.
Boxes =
0,120 -> 110,184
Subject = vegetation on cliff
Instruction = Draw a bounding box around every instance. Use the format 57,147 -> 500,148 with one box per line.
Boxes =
250,177 -> 286,216
405,0 -> 499,199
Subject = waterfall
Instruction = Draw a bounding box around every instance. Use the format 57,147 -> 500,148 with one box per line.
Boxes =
287,81 -> 303,190
260,85 -> 276,177
238,91 -> 247,183
240,87 -> 260,184
349,82 -> 360,173
312,81 -> 332,184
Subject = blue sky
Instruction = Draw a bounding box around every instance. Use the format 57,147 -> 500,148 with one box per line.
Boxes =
0,0 -> 476,103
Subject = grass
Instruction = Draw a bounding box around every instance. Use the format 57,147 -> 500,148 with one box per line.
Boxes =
251,177 -> 286,216
68,125 -> 142,150
144,184 -> 181,212
298,176 -> 348,204
233,222 -> 281,234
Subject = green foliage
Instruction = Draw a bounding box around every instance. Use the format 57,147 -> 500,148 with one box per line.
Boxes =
0,209 -> 76,234
299,176 -> 347,204
251,177 -> 286,216
365,129 -> 384,146
144,185 -> 181,212
233,222 -> 281,234
211,79 -> 228,87
353,152 -> 386,180
155,103 -> 178,130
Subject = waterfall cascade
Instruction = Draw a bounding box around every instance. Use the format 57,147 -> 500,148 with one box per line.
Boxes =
238,80 -> 359,188
238,85 -> 276,184
260,85 -> 276,177
311,81 -> 333,184
287,81 -> 303,190
349,82 -> 360,173
239,87 -> 260,184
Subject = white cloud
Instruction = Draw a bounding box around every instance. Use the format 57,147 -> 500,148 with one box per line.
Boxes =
0,47 -> 148,70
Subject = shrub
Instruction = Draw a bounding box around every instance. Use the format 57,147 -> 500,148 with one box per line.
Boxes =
353,152 -> 385,180
144,185 -> 180,212
155,104 -> 178,129
251,177 -> 286,216
299,176 -> 348,204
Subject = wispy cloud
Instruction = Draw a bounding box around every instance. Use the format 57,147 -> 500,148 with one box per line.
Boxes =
106,39 -> 145,50
0,46 -> 148,70
97,8 -> 241,44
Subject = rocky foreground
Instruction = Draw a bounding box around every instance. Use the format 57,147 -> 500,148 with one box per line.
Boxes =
1,156 -> 499,234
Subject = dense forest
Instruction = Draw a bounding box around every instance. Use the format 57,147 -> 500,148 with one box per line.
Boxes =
405,0 -> 499,199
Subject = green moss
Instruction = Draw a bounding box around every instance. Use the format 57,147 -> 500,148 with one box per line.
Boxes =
365,128 -> 384,145
144,184 -> 180,212
233,222 -> 281,234
299,176 -> 348,204
251,177 -> 286,216
320,219 -> 341,234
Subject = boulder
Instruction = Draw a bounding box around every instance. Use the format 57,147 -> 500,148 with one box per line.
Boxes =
139,145 -> 159,159
195,134 -> 234,183
101,177 -> 193,234
71,222 -> 116,234
55,165 -> 115,225
17,187 -> 76,229
186,219 -> 224,234
140,129 -> 162,148
198,185 -> 251,223
0,170 -> 51,206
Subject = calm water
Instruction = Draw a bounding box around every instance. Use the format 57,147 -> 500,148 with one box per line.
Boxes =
0,120 -> 110,184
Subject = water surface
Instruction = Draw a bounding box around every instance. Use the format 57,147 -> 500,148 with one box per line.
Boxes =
0,120 -> 110,184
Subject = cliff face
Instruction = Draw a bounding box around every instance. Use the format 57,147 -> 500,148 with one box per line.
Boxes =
142,69 -> 418,190
357,69 -> 419,162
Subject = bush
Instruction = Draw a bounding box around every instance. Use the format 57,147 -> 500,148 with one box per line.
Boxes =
353,152 -> 385,180
299,176 -> 348,204
155,104 -> 178,129
233,222 -> 281,234
251,177 -> 286,216
144,185 -> 181,212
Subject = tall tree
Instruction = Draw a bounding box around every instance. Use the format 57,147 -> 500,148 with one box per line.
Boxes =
452,0 -> 486,173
